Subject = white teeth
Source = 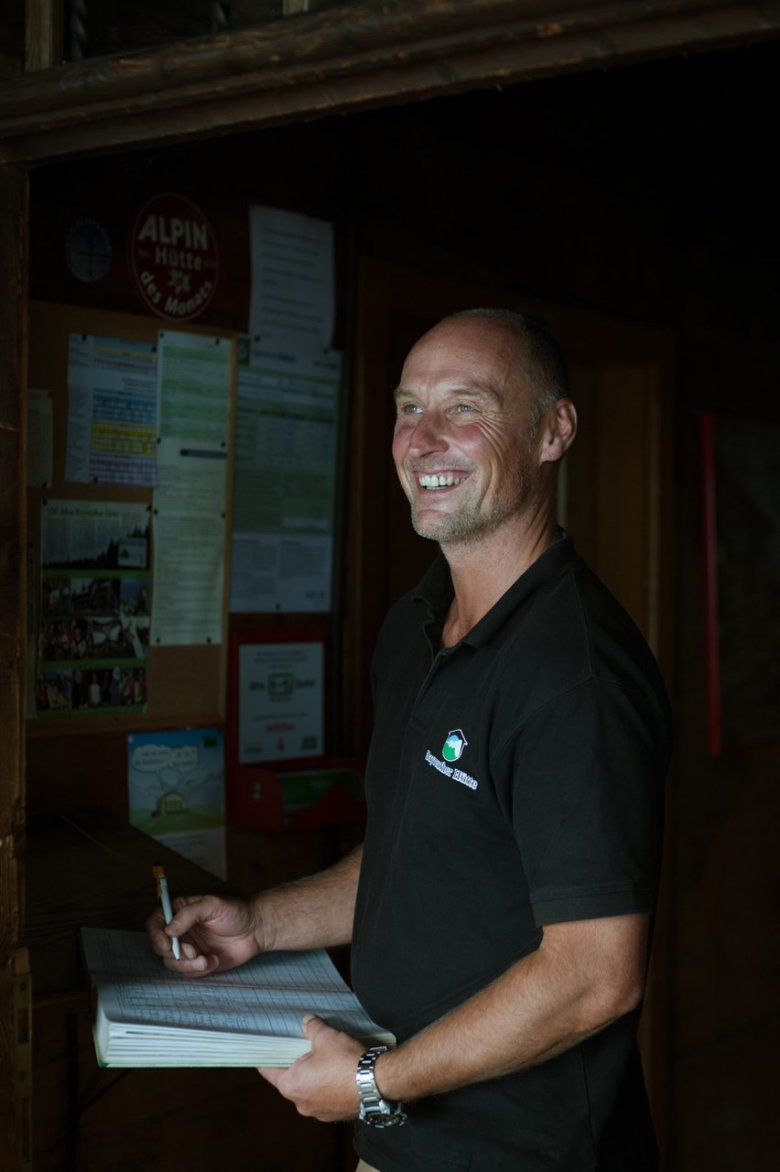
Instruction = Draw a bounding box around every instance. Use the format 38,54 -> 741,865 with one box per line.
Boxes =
418,473 -> 462,489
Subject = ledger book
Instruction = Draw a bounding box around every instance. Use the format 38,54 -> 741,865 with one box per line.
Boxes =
81,926 -> 394,1068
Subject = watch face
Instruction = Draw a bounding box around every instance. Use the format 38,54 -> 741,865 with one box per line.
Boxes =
65,218 -> 113,283
358,1102 -> 407,1128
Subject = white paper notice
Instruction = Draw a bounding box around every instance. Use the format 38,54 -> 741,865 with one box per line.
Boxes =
238,641 -> 324,764
230,345 -> 341,614
65,334 -> 158,486
150,331 -> 233,647
249,205 -> 335,353
27,389 -> 54,487
151,508 -> 226,648
156,329 -> 232,447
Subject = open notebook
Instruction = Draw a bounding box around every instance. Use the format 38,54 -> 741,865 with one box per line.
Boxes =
81,927 -> 394,1068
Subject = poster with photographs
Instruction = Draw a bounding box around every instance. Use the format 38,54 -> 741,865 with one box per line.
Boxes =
35,500 -> 151,718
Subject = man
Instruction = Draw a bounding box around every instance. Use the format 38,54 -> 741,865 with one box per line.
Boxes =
148,309 -> 672,1171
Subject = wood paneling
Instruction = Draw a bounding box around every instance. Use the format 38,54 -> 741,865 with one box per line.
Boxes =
670,1015 -> 780,1170
24,0 -> 64,72
0,1 -> 24,80
2,1 -> 780,163
0,162 -> 30,1170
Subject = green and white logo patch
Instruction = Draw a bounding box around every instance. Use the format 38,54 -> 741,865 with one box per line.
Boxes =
442,729 -> 468,762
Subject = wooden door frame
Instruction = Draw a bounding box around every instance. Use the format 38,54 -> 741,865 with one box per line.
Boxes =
0,162 -> 30,1170
0,1 -> 774,1164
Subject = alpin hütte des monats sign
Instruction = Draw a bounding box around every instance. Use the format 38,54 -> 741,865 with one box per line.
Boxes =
129,193 -> 219,322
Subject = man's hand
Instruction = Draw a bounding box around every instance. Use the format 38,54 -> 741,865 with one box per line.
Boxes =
146,893 -> 261,976
259,1016 -> 365,1122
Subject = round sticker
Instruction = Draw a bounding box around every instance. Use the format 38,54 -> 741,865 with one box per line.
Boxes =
65,217 -> 113,283
129,193 -> 218,321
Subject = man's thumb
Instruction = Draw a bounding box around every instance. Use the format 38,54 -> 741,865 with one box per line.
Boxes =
301,1013 -> 322,1036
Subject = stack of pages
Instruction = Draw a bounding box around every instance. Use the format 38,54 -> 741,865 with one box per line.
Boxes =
81,926 -> 393,1068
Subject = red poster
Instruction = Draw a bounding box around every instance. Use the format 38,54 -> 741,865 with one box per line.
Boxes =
129,192 -> 218,321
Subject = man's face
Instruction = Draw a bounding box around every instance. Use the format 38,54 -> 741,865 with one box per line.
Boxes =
392,319 -> 545,546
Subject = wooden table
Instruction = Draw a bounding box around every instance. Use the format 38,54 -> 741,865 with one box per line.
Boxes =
25,811 -> 232,997
25,811 -> 351,1172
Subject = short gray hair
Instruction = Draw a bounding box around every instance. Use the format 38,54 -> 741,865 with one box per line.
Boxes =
441,307 -> 570,429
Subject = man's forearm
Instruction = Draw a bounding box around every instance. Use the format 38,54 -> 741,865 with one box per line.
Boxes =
374,914 -> 648,1104
252,844 -> 363,953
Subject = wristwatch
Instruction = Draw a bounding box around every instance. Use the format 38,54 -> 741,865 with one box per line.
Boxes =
356,1045 -> 407,1127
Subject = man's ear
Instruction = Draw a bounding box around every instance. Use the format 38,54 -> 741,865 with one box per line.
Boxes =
539,400 -> 577,464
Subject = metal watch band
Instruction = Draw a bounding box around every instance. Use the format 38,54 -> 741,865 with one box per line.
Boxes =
356,1044 -> 407,1128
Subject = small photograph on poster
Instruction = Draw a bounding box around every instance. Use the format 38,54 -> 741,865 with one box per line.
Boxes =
34,669 -> 73,713
33,664 -> 149,714
128,728 -> 226,880
36,500 -> 151,718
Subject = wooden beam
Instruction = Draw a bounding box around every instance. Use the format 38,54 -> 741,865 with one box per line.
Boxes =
24,1 -> 64,73
0,0 -> 779,163
0,1 -> 25,81
0,163 -> 29,1172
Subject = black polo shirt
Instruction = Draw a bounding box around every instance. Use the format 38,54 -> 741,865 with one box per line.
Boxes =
352,536 -> 672,1172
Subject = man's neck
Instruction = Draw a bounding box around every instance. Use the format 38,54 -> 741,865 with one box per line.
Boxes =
440,515 -> 559,647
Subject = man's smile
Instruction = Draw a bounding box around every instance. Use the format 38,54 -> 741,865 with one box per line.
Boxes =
417,473 -> 467,490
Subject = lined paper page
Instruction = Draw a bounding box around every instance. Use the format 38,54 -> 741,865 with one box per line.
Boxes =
81,927 -> 392,1064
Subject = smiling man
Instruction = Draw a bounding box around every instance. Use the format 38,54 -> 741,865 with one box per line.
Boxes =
148,309 -> 672,1172
393,311 -> 564,549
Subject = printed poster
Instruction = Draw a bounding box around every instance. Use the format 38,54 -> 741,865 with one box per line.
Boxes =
35,500 -> 151,717
238,641 -> 324,764
248,205 -> 335,353
128,727 -> 226,880
150,330 -> 232,646
65,334 -> 158,486
230,343 -> 341,613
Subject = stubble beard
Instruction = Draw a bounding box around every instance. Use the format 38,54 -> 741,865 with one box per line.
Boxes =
410,500 -> 496,544
408,478 -> 530,546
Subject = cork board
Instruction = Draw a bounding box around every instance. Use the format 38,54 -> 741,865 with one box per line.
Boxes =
26,301 -> 236,738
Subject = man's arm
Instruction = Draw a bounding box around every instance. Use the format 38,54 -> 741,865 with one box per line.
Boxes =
147,845 -> 362,975
376,911 -> 648,1099
261,911 -> 649,1120
254,844 -> 362,952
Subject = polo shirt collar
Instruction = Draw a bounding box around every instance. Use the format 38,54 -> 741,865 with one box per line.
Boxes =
413,533 -> 577,648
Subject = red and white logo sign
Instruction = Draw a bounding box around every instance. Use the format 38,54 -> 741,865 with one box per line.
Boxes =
129,193 -> 219,321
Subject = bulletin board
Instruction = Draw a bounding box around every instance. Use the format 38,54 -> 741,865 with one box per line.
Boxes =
26,301 -> 237,737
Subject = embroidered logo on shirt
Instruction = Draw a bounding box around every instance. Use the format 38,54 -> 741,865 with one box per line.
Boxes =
442,729 -> 468,762
425,730 -> 479,791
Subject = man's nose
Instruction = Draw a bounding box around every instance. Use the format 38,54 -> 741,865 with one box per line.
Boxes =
408,410 -> 447,454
